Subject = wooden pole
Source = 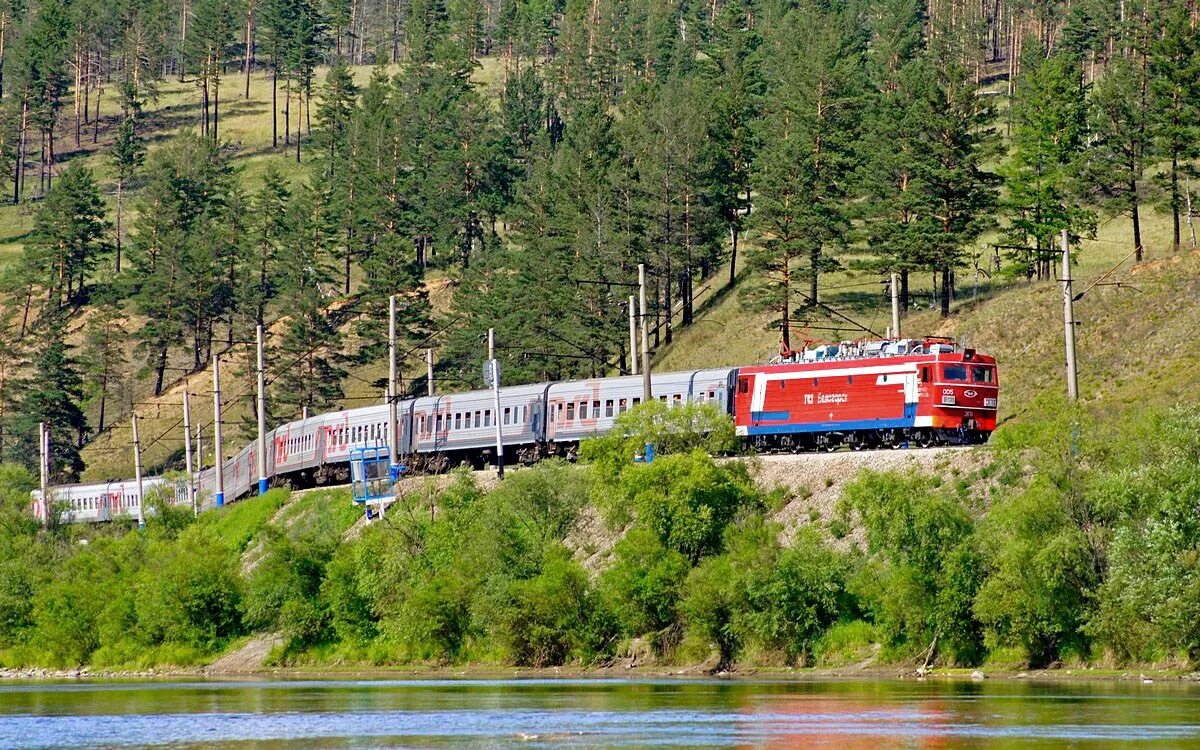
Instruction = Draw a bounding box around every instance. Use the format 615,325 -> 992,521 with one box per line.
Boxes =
183,390 -> 196,516
132,414 -> 145,528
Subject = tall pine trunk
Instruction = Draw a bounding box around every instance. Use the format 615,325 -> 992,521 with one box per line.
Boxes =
272,64 -> 278,147
115,178 -> 124,273
244,4 -> 253,99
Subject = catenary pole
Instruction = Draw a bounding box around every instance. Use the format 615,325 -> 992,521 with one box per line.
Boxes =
183,390 -> 196,516
132,413 -> 145,528
388,295 -> 399,473
38,422 -> 49,523
639,263 -> 651,403
489,328 -> 505,479
426,348 -> 435,396
256,324 -> 268,495
628,295 -> 638,376
213,354 -> 225,507
890,272 -> 901,339
1062,230 -> 1079,401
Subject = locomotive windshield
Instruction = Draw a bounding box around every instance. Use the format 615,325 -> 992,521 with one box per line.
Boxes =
943,365 -> 969,381
971,366 -> 995,383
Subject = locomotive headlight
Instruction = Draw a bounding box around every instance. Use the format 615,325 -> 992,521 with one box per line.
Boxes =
984,398 -> 997,408
941,395 -> 956,405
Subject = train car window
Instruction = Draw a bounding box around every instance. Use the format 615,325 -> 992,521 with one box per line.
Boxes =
847,376 -> 853,384
618,398 -> 628,413
436,415 -> 443,432
580,402 -> 589,419
943,365 -> 968,381
592,400 -> 600,415
971,366 -> 994,383
485,410 -> 492,427
659,395 -> 667,403
566,402 -> 575,421
673,394 -> 682,404
503,408 -> 510,425
454,413 -> 461,430
708,390 -> 716,401
920,367 -> 930,383
738,377 -> 749,394
633,397 -> 641,406
605,400 -> 614,417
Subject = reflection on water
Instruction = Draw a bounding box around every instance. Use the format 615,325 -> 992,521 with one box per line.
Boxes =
0,677 -> 1197,748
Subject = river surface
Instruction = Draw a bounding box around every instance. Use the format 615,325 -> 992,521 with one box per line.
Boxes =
1,676 -> 1198,748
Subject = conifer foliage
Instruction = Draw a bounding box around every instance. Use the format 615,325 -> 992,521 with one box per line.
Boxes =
0,0 -> 1199,480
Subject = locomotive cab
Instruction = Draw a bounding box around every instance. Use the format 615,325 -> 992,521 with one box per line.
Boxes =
917,352 -> 998,443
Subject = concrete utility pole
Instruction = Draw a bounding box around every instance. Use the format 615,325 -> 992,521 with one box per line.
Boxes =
213,354 -> 225,507
426,348 -> 435,396
890,272 -> 902,339
639,263 -> 651,403
628,295 -> 638,376
183,390 -> 196,516
256,324 -> 268,496
1062,230 -> 1079,401
488,328 -> 505,479
388,295 -> 399,474
38,422 -> 49,523
196,424 -> 203,472
132,413 -> 144,528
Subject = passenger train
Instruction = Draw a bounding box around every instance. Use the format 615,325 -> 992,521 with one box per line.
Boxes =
33,337 -> 998,524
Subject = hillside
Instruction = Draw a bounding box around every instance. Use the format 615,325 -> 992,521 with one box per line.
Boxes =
657,209 -> 1198,425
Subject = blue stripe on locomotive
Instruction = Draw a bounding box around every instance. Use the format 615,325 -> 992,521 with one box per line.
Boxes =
744,416 -> 916,435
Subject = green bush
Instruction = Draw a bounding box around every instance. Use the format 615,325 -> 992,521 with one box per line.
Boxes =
580,401 -> 738,483
841,470 -> 984,664
974,476 -> 1097,666
620,451 -> 757,563
135,525 -> 243,650
599,526 -> 690,642
481,546 -> 612,666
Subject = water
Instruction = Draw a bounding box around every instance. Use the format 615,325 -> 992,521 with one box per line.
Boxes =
1,676 -> 1198,748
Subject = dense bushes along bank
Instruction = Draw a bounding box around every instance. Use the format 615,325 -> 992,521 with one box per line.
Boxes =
1,401 -> 1198,671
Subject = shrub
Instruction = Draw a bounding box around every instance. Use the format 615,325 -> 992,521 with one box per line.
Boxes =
481,546 -> 611,666
599,526 -> 690,642
135,526 -> 243,650
620,451 -> 757,563
580,401 -> 738,483
841,470 -> 984,664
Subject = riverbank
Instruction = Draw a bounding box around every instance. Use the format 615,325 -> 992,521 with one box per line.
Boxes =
4,662 -> 1199,685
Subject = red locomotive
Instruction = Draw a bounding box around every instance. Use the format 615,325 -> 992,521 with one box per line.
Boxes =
733,338 -> 998,450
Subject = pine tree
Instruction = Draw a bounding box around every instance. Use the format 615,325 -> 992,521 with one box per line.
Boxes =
1077,56 -> 1153,261
79,285 -> 127,434
270,184 -> 345,418
186,0 -> 238,141
922,55 -> 999,317
1000,51 -> 1093,280
110,116 -> 145,274
0,311 -> 27,463
314,60 -> 358,180
747,6 -> 864,347
13,309 -> 87,481
128,132 -> 233,393
26,162 -> 109,308
1148,4 -> 1200,250
706,3 -> 762,288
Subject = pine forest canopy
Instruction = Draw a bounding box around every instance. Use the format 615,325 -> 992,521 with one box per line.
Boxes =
0,0 -> 1198,482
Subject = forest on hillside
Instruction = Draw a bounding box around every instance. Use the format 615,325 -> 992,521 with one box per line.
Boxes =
0,0 -> 1198,483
